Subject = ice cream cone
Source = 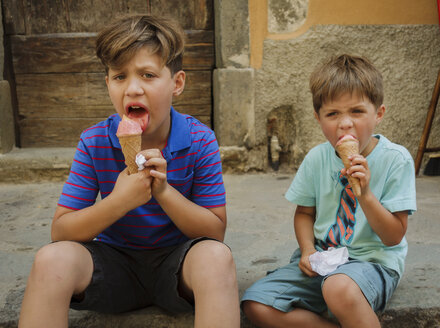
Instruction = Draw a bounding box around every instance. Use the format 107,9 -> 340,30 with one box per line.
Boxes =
116,115 -> 143,175
118,134 -> 141,175
336,136 -> 361,197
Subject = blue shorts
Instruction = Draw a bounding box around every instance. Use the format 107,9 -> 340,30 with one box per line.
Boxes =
241,248 -> 399,316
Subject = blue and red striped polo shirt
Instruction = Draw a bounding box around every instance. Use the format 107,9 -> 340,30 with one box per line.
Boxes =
58,107 -> 226,249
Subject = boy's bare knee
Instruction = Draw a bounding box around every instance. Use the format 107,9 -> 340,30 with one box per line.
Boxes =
242,300 -> 259,317
33,243 -> 67,271
189,240 -> 234,269
32,242 -> 92,283
323,274 -> 363,310
242,301 -> 275,326
182,240 -> 236,291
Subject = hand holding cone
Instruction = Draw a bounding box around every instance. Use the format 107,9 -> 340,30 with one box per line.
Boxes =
116,115 -> 142,175
336,135 -> 361,197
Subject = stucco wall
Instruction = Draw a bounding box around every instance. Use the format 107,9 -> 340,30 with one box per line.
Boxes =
215,0 -> 440,172
256,25 -> 440,169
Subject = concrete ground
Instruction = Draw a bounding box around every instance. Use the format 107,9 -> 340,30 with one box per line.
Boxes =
0,148 -> 440,327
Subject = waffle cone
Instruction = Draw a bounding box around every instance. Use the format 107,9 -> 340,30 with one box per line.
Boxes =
118,134 -> 141,175
336,139 -> 361,197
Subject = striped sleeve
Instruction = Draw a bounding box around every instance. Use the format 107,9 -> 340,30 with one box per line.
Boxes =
192,129 -> 226,208
58,137 -> 99,210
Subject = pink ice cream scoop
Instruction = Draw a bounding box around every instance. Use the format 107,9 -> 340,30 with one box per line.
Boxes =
116,115 -> 143,137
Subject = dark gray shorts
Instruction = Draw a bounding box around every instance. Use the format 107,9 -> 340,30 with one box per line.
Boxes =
70,237 -> 213,314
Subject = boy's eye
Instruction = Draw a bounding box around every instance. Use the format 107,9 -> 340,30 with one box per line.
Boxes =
326,112 -> 337,117
143,72 -> 155,79
113,74 -> 125,81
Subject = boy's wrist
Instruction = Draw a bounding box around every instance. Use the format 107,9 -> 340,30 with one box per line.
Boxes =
153,181 -> 172,203
103,193 -> 131,218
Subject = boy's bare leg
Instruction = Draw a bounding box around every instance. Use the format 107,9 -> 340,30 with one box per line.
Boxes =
180,240 -> 240,328
242,300 -> 339,328
19,241 -> 93,328
322,274 -> 380,328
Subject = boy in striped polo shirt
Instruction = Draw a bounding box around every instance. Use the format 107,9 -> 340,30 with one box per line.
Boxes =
19,14 -> 239,327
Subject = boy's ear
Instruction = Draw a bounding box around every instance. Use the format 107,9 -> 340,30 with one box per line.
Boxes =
173,70 -> 185,96
105,75 -> 109,87
313,111 -> 320,122
376,104 -> 386,124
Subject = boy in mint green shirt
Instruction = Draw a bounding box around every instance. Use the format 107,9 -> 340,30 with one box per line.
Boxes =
242,54 -> 416,328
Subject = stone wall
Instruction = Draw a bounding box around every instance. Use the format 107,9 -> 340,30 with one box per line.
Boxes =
214,0 -> 440,173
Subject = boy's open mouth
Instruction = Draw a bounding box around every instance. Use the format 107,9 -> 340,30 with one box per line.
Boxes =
126,104 -> 149,131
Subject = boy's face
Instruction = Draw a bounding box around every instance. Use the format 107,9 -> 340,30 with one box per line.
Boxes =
106,46 -> 185,143
314,92 -> 385,156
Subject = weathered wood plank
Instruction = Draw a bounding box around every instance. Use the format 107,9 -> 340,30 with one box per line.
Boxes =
11,31 -> 214,74
19,118 -> 106,147
3,0 -> 213,35
11,33 -> 101,74
20,112 -> 210,148
2,0 -> 26,35
3,0 -> 149,34
150,0 -> 213,30
194,0 -> 214,30
15,73 -> 112,118
15,71 -> 211,118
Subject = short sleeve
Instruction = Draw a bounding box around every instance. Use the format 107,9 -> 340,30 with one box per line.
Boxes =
285,150 -> 317,207
380,153 -> 417,214
58,138 -> 99,210
191,131 -> 226,208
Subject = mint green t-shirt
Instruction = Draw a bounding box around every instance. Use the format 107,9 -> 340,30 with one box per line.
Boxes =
285,135 -> 417,277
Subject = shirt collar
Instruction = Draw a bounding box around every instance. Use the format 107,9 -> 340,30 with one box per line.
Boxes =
163,107 -> 191,157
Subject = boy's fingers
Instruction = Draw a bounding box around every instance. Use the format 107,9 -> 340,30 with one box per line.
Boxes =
139,149 -> 163,160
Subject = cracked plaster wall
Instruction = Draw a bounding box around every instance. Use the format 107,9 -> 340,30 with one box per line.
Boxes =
215,0 -> 440,172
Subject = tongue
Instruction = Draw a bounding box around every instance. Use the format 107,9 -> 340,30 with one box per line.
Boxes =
128,112 -> 149,132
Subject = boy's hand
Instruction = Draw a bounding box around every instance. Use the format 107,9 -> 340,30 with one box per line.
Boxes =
138,149 -> 169,198
342,154 -> 371,196
299,248 -> 318,277
111,168 -> 152,212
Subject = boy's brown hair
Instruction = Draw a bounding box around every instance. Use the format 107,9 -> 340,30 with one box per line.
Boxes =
96,14 -> 185,75
309,54 -> 384,113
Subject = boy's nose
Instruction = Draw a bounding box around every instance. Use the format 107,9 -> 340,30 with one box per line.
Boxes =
339,116 -> 354,129
125,78 -> 144,97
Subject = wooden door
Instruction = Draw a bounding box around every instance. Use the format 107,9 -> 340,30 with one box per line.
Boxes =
2,0 -> 214,147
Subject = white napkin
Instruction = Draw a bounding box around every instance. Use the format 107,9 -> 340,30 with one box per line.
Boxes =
309,247 -> 349,276
135,154 -> 147,171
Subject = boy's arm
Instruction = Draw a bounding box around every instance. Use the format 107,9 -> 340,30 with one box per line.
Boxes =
143,149 -> 226,241
358,194 -> 408,246
52,169 -> 152,242
348,154 -> 408,246
294,205 -> 318,277
152,184 -> 226,241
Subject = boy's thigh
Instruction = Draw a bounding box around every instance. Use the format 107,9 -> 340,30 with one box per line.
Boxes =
326,259 -> 399,313
241,249 -> 327,314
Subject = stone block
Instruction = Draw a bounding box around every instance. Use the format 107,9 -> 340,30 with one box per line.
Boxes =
214,0 -> 250,68
214,68 -> 255,147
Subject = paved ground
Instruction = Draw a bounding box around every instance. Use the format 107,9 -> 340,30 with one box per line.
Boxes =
0,151 -> 440,327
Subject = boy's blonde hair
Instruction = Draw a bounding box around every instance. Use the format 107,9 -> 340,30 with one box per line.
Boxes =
309,54 -> 384,113
96,14 -> 185,75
